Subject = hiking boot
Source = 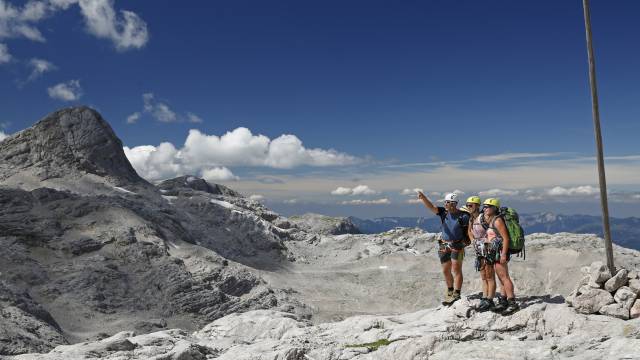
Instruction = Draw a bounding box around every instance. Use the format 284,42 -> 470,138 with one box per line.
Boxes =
502,299 -> 520,315
476,298 -> 494,312
451,290 -> 462,303
442,289 -> 454,305
493,295 -> 508,312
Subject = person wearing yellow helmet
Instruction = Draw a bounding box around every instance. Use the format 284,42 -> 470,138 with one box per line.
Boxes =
481,198 -> 519,314
417,191 -> 470,305
467,196 -> 498,311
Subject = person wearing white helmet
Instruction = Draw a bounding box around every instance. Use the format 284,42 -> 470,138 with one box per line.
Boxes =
417,191 -> 470,305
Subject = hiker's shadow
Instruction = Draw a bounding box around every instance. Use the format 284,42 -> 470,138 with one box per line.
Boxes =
518,294 -> 565,310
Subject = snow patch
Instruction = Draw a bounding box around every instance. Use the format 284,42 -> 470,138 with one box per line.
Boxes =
210,199 -> 236,209
114,186 -> 136,194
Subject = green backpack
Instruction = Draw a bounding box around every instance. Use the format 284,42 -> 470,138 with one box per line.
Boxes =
500,207 -> 526,259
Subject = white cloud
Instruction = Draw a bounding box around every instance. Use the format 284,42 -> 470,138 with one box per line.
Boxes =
249,194 -> 264,201
341,198 -> 390,205
406,198 -> 422,204
181,128 -> 358,169
0,43 -> 11,63
547,185 -> 599,197
201,167 -> 238,182
126,112 -> 140,124
472,152 -> 564,163
27,58 -> 56,81
124,127 -> 357,181
187,112 -> 203,124
77,0 -> 148,51
143,93 -> 177,123
141,93 -> 202,124
478,188 -> 520,197
0,0 -> 147,51
47,79 -> 82,101
401,188 -> 423,195
0,131 -> 8,141
331,185 -> 377,196
283,199 -> 298,204
331,187 -> 352,196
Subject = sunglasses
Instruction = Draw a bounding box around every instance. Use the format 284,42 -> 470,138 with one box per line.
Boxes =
445,201 -> 458,205
466,203 -> 478,207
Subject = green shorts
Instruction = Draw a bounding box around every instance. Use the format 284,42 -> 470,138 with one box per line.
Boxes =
438,241 -> 465,263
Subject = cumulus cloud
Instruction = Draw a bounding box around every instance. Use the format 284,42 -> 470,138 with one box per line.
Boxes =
406,198 -> 422,204
202,167 -> 238,182
126,112 -> 140,124
123,128 -> 358,181
0,131 -> 8,141
0,43 -> 11,63
547,185 -> 599,197
249,194 -> 265,201
26,58 -> 56,81
331,185 -> 377,196
478,188 -> 520,197
283,199 -> 298,204
77,0 -> 149,51
47,79 -> 82,101
401,188 -> 423,195
0,0 -> 148,50
341,198 -> 390,205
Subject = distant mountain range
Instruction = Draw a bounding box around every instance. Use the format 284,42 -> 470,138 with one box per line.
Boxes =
348,213 -> 640,250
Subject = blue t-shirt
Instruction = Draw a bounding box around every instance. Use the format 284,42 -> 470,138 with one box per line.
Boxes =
436,207 -> 470,242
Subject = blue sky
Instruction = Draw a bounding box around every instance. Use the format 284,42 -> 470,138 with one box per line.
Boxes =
1,0 -> 639,218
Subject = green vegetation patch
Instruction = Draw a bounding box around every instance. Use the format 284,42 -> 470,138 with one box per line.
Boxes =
345,339 -> 394,351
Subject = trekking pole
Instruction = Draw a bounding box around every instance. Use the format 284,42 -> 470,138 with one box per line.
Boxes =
582,0 -> 615,276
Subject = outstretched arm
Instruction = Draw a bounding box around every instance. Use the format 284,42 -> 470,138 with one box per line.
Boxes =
417,191 -> 439,215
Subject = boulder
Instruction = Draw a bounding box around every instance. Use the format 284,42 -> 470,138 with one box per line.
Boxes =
631,300 -> 640,319
628,278 -> 640,295
628,270 -> 639,280
589,261 -> 611,285
613,286 -> 637,309
599,303 -> 630,320
573,288 -> 614,314
604,269 -> 629,292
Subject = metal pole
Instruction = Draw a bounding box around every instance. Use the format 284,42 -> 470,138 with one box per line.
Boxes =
582,0 -> 615,276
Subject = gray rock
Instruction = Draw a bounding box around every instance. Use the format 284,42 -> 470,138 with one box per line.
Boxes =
613,286 -> 637,309
628,270 -> 639,280
0,107 -> 146,187
599,303 -> 630,320
589,261 -> 611,285
288,213 -> 361,235
628,278 -> 640,295
573,288 -> 614,314
604,269 -> 629,292
631,300 -> 640,319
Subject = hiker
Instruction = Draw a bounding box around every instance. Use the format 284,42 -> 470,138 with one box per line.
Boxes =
417,191 -> 470,305
467,195 -> 498,311
480,198 -> 519,314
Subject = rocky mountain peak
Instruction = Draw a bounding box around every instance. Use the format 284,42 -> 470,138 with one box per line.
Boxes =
0,107 -> 146,188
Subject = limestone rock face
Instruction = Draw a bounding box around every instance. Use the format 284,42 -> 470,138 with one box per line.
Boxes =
573,288 -> 614,314
604,268 -> 629,292
0,107 -> 145,187
10,298 -> 640,360
289,213 -> 361,235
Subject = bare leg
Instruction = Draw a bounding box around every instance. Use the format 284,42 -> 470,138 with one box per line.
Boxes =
486,264 -> 497,298
451,259 -> 463,290
441,261 -> 453,289
495,262 -> 514,298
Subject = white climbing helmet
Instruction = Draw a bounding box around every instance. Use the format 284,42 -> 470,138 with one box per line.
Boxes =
444,193 -> 458,203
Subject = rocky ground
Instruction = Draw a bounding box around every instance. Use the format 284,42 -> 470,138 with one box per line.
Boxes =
2,107 -> 640,359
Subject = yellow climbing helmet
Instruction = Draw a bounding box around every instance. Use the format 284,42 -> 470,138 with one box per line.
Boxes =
483,198 -> 501,208
466,196 -> 481,205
